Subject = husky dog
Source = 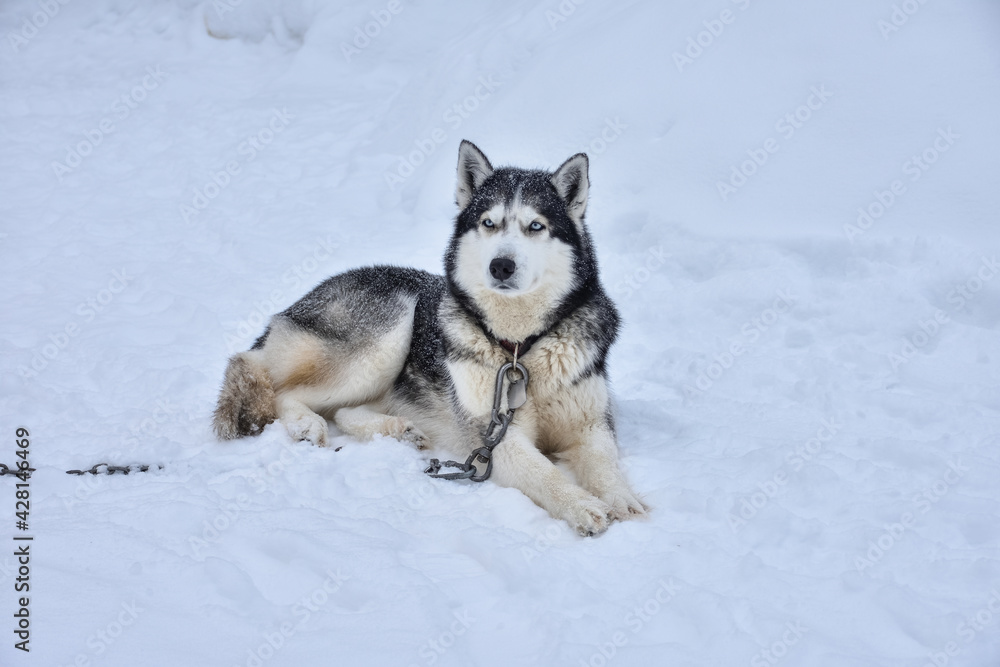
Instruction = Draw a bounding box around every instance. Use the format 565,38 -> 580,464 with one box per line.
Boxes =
213,141 -> 647,535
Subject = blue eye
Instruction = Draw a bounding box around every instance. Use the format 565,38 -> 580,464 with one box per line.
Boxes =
529,221 -> 544,231
483,219 -> 495,228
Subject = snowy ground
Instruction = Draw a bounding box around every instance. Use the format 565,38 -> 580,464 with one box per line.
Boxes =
2,0 -> 1000,665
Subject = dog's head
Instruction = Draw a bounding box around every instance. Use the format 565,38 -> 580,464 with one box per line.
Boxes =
443,140 -> 604,342
444,141 -> 598,323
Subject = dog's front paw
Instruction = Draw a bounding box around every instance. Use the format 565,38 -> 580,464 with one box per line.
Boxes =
601,485 -> 650,522
284,414 -> 329,447
561,494 -> 612,537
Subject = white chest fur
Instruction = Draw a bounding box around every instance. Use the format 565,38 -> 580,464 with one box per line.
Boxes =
446,330 -> 610,453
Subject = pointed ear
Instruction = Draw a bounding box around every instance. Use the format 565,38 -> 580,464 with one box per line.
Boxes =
455,140 -> 494,209
550,153 -> 589,223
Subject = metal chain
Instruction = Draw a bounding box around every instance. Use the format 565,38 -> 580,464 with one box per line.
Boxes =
425,359 -> 529,482
0,462 -> 162,478
0,463 -> 35,479
66,463 -> 163,476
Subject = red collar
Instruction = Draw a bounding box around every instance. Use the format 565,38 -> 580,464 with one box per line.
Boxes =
498,335 -> 539,357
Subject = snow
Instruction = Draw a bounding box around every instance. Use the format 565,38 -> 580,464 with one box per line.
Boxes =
2,0 -> 999,665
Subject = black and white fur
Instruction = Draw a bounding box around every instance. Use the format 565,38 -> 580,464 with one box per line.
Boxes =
213,141 -> 647,535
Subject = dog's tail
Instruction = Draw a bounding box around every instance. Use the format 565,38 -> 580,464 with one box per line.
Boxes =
212,353 -> 277,440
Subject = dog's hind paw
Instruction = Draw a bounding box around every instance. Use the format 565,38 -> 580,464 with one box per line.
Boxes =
284,414 -> 329,447
385,417 -> 428,450
400,426 -> 429,449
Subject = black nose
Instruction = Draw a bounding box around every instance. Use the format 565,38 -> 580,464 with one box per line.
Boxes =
489,257 -> 516,282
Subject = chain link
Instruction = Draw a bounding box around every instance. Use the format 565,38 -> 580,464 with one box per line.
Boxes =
0,463 -> 35,479
425,361 -> 528,482
1,462 -> 163,478
66,463 -> 163,476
